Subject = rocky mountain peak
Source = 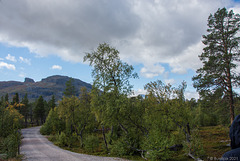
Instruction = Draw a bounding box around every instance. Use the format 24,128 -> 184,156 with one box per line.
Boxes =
24,77 -> 35,83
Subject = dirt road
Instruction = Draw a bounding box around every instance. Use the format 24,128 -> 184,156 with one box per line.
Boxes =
20,126 -> 126,161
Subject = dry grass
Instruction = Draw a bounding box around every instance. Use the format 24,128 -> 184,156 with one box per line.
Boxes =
199,125 -> 230,160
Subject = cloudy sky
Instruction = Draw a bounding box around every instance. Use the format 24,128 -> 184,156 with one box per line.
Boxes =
0,0 -> 240,99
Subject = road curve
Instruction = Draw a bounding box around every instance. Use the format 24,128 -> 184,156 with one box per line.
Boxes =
20,126 -> 126,161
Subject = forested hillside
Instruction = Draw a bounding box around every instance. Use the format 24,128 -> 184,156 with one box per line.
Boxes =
0,75 -> 92,102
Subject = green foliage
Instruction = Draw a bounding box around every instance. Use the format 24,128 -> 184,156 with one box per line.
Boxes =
64,78 -> 76,97
183,129 -> 205,158
38,43 -> 221,160
5,93 -> 9,103
110,137 -> 133,157
34,96 -> 46,125
84,43 -> 138,94
193,88 -> 230,126
84,43 -> 139,152
84,135 -> 99,153
48,95 -> 56,110
41,88 -> 97,148
21,94 -> 30,127
0,104 -> 23,137
2,133 -> 21,158
193,7 -> 240,123
145,149 -> 172,161
40,108 -> 65,135
0,103 -> 23,158
58,132 -> 68,147
12,93 -> 19,105
140,80 -> 193,160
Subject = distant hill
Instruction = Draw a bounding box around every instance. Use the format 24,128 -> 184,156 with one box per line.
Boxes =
0,75 -> 92,102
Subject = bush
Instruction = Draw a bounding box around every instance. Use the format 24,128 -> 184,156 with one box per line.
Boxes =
2,132 -> 21,158
40,124 -> 51,135
84,135 -> 99,153
110,138 -> 131,157
67,132 -> 79,147
40,108 -> 65,135
57,132 -> 68,147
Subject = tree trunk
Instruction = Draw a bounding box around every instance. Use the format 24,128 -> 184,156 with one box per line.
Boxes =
226,65 -> 235,124
102,125 -> 109,151
229,88 -> 235,124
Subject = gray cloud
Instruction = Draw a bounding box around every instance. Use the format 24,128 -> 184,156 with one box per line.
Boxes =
0,0 -> 237,76
0,0 -> 140,59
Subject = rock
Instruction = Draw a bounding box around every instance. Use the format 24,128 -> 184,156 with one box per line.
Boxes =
24,77 -> 35,83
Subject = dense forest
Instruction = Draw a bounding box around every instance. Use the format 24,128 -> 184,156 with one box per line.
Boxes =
1,7 -> 240,160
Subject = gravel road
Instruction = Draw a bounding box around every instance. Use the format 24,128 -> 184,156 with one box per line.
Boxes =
20,126 -> 126,161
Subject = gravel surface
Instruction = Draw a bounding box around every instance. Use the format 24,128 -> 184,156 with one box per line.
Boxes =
20,126 -> 127,161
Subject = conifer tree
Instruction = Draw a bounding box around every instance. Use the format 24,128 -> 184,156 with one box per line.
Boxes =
193,8 -> 240,123
34,96 -> 45,125
12,93 -> 19,105
64,78 -> 76,97
21,94 -> 29,127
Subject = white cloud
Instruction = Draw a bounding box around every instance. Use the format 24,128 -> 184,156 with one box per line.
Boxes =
19,56 -> 31,65
0,61 -> 16,70
140,64 -> 165,78
5,54 -> 16,62
185,91 -> 199,100
0,0 -> 236,76
164,79 -> 175,85
130,88 -> 147,97
51,65 -> 62,70
169,41 -> 205,74
132,88 -> 199,100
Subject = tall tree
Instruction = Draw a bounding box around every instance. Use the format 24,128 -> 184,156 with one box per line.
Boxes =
192,8 -> 240,123
21,94 -> 30,127
84,43 -> 138,94
12,93 -> 19,105
48,95 -> 56,110
0,96 -> 4,106
5,93 -> 9,103
34,96 -> 45,125
64,78 -> 76,97
84,43 -> 138,151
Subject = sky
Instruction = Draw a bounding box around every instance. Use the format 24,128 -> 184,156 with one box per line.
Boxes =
0,0 -> 240,99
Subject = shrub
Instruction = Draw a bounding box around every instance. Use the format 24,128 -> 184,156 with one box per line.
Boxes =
58,132 -> 67,147
183,129 -> 205,158
2,132 -> 21,158
84,135 -> 99,153
110,138 -> 132,157
40,108 -> 65,135
67,132 -> 79,147
40,124 -> 51,135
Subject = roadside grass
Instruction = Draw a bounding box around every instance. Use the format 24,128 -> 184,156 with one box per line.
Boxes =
47,134 -> 145,160
0,155 -> 23,161
46,125 -> 231,161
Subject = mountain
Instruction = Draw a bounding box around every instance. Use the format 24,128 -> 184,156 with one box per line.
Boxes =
0,75 -> 92,102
